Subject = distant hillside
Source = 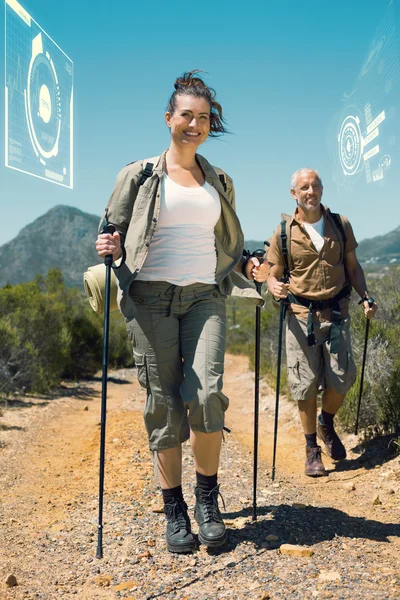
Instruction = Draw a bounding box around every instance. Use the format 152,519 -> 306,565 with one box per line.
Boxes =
245,228 -> 400,268
244,240 -> 270,252
357,226 -> 400,266
0,206 -> 398,288
0,206 -> 101,289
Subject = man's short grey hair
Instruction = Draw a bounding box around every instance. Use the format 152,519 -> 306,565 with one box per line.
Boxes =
291,168 -> 323,189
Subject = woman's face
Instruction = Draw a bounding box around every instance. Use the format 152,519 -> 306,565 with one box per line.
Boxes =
165,95 -> 211,148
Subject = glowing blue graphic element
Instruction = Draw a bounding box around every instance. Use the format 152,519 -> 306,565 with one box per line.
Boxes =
379,154 -> 392,170
338,115 -> 363,176
5,0 -> 73,188
330,0 -> 399,192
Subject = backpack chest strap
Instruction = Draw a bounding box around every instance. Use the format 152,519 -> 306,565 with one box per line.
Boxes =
288,285 -> 351,353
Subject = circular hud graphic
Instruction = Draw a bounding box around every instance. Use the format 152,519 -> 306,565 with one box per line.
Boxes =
338,115 -> 363,176
26,33 -> 61,161
379,154 -> 391,171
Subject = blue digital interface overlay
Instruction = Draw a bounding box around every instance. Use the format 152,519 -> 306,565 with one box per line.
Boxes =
5,0 -> 73,188
329,0 -> 400,193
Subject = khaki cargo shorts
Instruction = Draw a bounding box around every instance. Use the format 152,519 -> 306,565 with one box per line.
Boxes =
286,311 -> 357,401
124,280 -> 228,452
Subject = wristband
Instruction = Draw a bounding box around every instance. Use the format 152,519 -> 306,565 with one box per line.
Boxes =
112,245 -> 126,269
358,295 -> 374,305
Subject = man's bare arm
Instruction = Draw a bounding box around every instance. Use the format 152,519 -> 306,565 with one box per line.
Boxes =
345,250 -> 377,318
267,264 -> 289,298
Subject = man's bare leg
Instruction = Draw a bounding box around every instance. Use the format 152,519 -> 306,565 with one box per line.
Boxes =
298,397 -> 318,434
321,388 -> 345,415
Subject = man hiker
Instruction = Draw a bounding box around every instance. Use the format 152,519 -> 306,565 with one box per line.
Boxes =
266,168 -> 377,477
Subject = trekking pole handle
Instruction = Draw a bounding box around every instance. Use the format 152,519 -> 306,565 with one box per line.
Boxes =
251,249 -> 265,262
251,249 -> 265,294
101,224 -> 116,267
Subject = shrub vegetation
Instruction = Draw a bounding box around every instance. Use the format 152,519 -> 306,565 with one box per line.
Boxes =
0,268 -> 133,396
1,266 -> 399,436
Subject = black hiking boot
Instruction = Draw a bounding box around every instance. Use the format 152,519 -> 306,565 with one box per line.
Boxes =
317,418 -> 347,460
305,445 -> 327,477
194,485 -> 227,548
164,499 -> 197,553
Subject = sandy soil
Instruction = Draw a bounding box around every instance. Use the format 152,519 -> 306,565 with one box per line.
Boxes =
0,354 -> 399,600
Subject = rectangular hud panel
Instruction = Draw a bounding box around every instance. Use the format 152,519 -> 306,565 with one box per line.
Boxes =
5,0 -> 74,188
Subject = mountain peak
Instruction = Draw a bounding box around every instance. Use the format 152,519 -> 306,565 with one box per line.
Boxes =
0,206 -> 102,288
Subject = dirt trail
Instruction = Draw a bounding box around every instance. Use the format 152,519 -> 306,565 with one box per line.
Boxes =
224,355 -> 400,518
0,355 -> 399,600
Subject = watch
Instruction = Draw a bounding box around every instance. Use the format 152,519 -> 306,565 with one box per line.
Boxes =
358,295 -> 375,305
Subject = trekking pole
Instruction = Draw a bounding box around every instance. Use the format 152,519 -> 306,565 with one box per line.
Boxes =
271,280 -> 289,482
354,297 -> 375,436
96,223 -> 116,559
251,249 -> 265,521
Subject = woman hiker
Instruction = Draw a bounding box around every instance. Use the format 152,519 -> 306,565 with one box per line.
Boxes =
95,71 -> 266,553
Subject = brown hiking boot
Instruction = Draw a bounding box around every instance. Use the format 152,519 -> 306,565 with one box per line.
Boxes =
317,419 -> 347,461
305,445 -> 326,477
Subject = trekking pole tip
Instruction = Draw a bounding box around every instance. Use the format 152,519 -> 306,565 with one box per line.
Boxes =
96,525 -> 103,559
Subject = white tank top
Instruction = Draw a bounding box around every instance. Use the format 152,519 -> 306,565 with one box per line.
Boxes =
136,174 -> 221,285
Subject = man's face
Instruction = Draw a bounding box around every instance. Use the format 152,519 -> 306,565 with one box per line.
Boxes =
290,170 -> 323,214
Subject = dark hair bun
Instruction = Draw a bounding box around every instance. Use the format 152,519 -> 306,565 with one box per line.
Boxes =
174,70 -> 207,90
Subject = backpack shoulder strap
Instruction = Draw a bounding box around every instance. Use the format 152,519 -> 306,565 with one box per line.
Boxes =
125,157 -> 157,186
218,173 -> 227,192
279,213 -> 292,279
326,209 -> 347,262
212,166 -> 228,193
137,161 -> 154,186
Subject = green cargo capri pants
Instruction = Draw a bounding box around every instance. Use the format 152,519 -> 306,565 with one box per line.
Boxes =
125,280 -> 229,452
286,311 -> 357,401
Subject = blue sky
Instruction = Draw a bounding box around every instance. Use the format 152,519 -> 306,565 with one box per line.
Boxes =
1,0 -> 399,247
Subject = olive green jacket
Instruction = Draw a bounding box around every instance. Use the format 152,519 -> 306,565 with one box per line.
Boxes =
103,150 -> 263,317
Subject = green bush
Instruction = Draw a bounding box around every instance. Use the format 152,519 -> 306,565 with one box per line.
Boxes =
337,267 -> 400,435
108,312 -> 135,369
0,268 -> 134,395
0,274 -> 70,393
